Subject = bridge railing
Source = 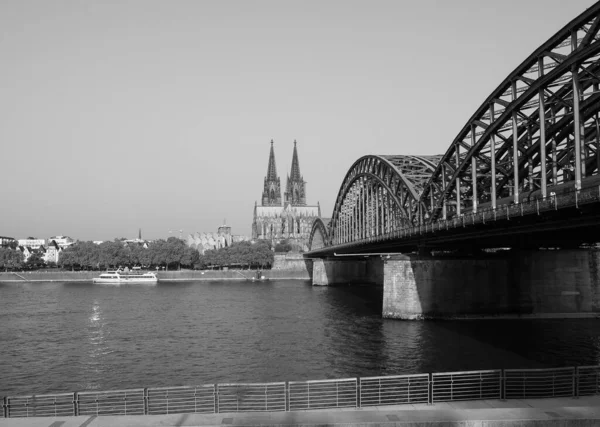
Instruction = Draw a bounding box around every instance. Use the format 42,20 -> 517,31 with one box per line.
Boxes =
5,365 -> 600,418
329,184 -> 600,249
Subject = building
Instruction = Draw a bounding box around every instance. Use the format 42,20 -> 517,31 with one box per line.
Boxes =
44,241 -> 62,264
187,222 -> 250,255
47,235 -> 74,248
17,238 -> 46,249
0,236 -> 16,247
252,140 -> 321,251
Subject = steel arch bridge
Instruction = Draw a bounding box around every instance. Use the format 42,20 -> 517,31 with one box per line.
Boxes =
309,2 -> 600,255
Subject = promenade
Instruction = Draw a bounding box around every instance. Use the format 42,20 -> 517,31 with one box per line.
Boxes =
1,395 -> 600,427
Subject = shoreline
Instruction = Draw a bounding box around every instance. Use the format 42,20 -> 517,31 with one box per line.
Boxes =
0,270 -> 311,283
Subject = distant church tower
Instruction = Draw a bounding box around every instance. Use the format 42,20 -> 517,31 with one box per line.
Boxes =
284,140 -> 306,206
261,140 -> 282,206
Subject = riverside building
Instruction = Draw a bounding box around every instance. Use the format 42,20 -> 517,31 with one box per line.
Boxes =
252,140 -> 321,251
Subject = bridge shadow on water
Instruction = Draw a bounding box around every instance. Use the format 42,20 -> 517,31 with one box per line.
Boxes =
317,282 -> 600,379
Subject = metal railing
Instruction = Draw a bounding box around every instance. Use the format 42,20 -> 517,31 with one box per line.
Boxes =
576,366 -> 600,396
147,385 -> 215,415
432,370 -> 502,402
288,378 -> 357,411
360,373 -> 429,406
324,184 -> 600,251
4,366 -> 600,418
5,392 -> 75,418
77,388 -> 145,416
217,383 -> 286,412
504,367 -> 575,399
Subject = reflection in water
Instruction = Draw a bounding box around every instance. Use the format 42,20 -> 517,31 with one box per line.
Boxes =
2,280 -> 600,397
87,300 -> 107,389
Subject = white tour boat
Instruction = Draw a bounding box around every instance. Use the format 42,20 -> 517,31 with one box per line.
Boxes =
92,269 -> 158,284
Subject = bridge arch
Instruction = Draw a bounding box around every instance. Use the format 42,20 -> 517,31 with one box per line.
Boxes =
307,218 -> 330,251
326,155 -> 440,246
419,3 -> 600,222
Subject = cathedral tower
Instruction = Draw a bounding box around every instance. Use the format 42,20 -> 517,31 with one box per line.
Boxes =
285,140 -> 306,206
261,140 -> 282,206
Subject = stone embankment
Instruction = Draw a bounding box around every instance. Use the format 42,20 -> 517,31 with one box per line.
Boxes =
0,269 -> 310,283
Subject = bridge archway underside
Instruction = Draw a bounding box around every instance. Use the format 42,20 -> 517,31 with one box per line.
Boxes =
308,3 -> 600,256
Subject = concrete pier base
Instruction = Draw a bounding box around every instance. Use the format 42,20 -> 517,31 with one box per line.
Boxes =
311,257 -> 382,286
382,249 -> 600,319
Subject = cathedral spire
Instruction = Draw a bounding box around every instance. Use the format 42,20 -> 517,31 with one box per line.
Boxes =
266,139 -> 278,181
285,140 -> 306,206
261,140 -> 282,206
289,139 -> 302,181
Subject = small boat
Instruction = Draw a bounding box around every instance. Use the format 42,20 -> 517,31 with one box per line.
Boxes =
93,269 -> 158,284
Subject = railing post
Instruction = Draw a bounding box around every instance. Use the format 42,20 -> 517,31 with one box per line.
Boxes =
501,370 -> 506,400
73,392 -> 78,416
143,388 -> 148,415
214,384 -> 219,413
574,367 -> 578,398
356,378 -> 361,408
285,382 -> 289,412
428,373 -> 433,405
3,396 -> 6,418
479,372 -> 483,399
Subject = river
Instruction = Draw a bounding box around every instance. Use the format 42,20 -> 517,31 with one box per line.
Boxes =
1,279 -> 600,397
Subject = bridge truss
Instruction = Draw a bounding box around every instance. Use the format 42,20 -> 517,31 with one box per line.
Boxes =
311,2 -> 600,251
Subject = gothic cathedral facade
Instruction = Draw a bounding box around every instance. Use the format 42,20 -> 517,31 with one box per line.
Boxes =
252,140 -> 321,251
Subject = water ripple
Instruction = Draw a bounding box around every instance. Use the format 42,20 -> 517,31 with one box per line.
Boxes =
2,280 -> 600,396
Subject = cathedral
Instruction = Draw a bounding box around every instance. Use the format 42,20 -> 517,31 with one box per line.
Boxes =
252,140 -> 321,251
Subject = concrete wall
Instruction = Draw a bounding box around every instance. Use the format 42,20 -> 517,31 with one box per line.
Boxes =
382,249 -> 600,319
271,253 -> 313,276
312,257 -> 383,286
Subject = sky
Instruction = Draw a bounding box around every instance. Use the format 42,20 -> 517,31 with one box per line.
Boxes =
0,0 -> 597,241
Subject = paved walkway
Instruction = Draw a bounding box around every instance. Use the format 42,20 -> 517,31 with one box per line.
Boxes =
2,396 -> 600,426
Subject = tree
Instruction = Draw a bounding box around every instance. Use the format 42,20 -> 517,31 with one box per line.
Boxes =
0,247 -> 23,271
197,241 -> 274,269
25,252 -> 45,268
181,246 -> 200,268
274,239 -> 293,253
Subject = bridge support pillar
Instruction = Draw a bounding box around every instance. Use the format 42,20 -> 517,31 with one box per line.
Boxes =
382,249 -> 600,320
312,257 -> 383,286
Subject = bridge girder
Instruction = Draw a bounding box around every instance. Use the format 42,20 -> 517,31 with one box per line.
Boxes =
325,155 -> 440,247
308,2 -> 600,253
421,3 -> 600,223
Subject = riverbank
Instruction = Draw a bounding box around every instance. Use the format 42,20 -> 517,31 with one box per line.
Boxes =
0,269 -> 310,283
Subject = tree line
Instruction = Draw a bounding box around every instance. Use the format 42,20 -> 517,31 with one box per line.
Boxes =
0,238 -> 276,271
58,238 -> 199,270
197,240 -> 274,269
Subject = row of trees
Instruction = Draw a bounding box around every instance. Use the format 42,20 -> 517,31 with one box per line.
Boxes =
58,237 -> 199,270
197,240 -> 274,269
0,238 -> 277,271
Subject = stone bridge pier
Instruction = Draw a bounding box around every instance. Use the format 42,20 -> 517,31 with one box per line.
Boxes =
311,257 -> 383,286
311,249 -> 600,319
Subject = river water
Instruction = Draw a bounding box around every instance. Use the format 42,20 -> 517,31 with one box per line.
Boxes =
1,279 -> 600,397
